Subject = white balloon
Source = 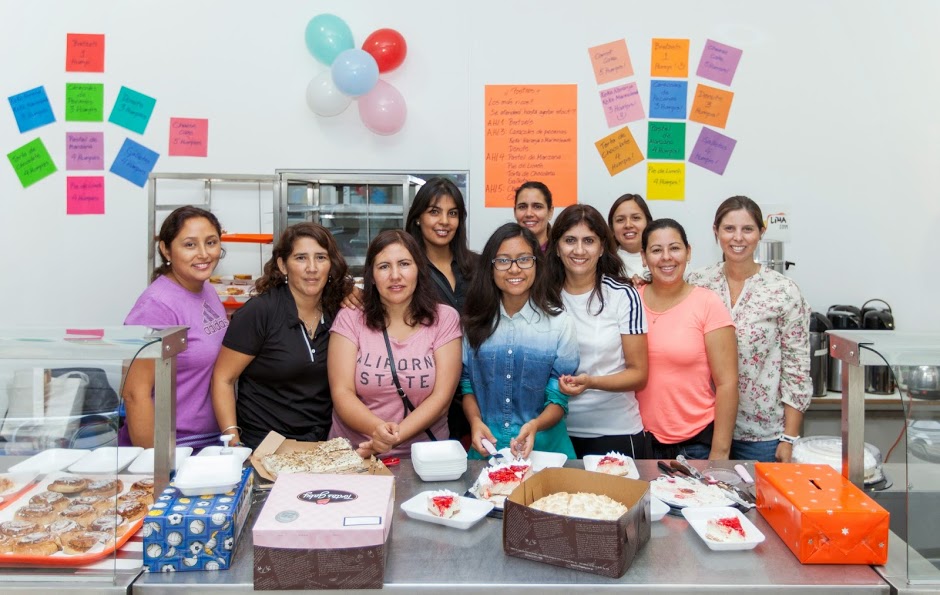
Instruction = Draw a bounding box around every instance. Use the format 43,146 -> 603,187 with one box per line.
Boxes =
306,71 -> 352,117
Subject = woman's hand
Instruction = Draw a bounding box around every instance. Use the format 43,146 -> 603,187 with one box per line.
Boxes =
559,374 -> 590,396
370,421 -> 400,454
775,441 -> 794,463
631,274 -> 649,287
510,422 -> 537,460
340,286 -> 364,311
469,419 -> 497,457
707,447 -> 731,461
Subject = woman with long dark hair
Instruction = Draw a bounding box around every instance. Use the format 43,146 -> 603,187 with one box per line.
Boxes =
546,205 -> 649,459
461,223 -> 579,459
211,223 -> 353,449
328,230 -> 462,458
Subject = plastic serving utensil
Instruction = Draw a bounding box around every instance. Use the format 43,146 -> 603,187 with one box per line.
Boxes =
735,464 -> 754,484
480,438 -> 505,465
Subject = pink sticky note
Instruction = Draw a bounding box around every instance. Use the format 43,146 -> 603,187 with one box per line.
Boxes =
66,176 -> 104,215
168,117 -> 208,157
588,39 -> 634,85
600,82 -> 645,128
66,132 -> 104,170
65,328 -> 105,339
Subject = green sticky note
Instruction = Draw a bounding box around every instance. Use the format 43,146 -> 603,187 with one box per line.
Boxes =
647,121 -> 686,160
108,86 -> 156,134
7,138 -> 57,188
65,82 -> 104,121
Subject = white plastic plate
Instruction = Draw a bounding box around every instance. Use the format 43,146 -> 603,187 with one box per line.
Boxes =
650,476 -> 734,509
681,506 -> 766,551
401,491 -> 493,530
8,449 -> 91,474
128,447 -> 193,474
489,449 -> 567,472
582,454 -> 640,479
0,471 -> 39,496
194,445 -> 252,464
67,446 -> 144,474
650,496 -> 669,522
411,440 -> 468,463
174,454 -> 242,496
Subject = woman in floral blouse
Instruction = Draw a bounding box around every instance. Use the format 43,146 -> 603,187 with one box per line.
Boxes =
687,196 -> 812,462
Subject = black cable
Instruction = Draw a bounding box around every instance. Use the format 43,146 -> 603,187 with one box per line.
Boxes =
858,343 -> 910,464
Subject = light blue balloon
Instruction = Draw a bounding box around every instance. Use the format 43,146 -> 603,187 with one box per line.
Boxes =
305,14 -> 354,66
331,49 -> 379,97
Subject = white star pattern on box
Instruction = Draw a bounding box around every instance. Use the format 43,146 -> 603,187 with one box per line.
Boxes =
842,528 -> 849,536
827,510 -> 833,515
879,542 -> 885,548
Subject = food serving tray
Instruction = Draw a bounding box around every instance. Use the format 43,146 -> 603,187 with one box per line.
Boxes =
8,449 -> 91,474
68,447 -> 144,474
401,491 -> 493,530
681,506 -> 766,551
0,472 -> 40,511
0,471 -> 149,566
582,454 -> 640,479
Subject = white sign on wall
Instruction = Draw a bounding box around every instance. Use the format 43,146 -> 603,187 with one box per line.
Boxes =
761,203 -> 791,242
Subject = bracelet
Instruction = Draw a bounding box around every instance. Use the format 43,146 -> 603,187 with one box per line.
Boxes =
221,425 -> 242,435
779,434 -> 800,444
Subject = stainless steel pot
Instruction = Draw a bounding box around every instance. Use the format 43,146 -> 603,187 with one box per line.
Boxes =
897,365 -> 940,400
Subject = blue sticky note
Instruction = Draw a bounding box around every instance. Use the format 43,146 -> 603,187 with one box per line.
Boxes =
649,80 -> 688,120
110,138 -> 159,187
108,86 -> 156,134
8,86 -> 56,133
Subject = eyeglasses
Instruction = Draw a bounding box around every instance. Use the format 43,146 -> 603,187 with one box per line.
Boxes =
491,255 -> 536,271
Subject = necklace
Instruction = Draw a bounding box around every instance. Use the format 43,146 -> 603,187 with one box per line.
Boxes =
299,307 -> 322,339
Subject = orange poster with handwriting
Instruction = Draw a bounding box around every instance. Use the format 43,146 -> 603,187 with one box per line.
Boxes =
689,84 -> 734,128
650,38 -> 689,78
485,85 -> 578,208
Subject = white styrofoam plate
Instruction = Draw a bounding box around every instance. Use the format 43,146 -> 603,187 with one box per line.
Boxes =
127,447 -> 193,474
582,454 -> 640,479
650,496 -> 669,522
174,454 -> 242,496
8,449 -> 91,474
681,506 -> 766,551
650,476 -> 735,509
488,449 -> 567,472
401,491 -> 494,530
0,471 -> 40,496
194,446 -> 252,464
67,446 -> 144,474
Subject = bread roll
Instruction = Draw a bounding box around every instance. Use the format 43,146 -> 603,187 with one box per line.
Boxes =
59,504 -> 97,527
47,477 -> 88,494
30,490 -> 70,512
14,531 -> 58,556
15,504 -> 56,526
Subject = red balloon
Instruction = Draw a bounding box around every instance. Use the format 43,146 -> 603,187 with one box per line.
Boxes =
362,28 -> 407,73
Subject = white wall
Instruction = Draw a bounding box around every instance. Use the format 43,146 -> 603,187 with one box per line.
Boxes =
1,1 -> 938,332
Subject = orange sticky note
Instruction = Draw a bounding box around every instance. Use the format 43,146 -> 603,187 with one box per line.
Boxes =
647,162 -> 685,200
595,127 -> 644,176
650,38 -> 689,78
66,33 -> 105,73
484,85 -> 578,208
588,39 -> 634,85
689,84 -> 734,128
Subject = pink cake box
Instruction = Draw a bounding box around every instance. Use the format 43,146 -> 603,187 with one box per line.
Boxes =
253,473 -> 395,590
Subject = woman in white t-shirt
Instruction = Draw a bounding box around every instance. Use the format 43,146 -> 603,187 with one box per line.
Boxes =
607,193 -> 653,283
548,205 -> 650,458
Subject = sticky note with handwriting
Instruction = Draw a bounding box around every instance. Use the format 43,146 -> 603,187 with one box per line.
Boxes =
689,84 -> 734,128
600,82 -> 645,128
595,127 -> 644,176
647,121 -> 686,160
109,86 -> 156,134
649,80 -> 687,120
696,40 -> 742,86
688,127 -> 737,175
589,39 -> 634,85
66,132 -> 104,170
66,83 -> 104,122
647,162 -> 685,200
110,138 -> 159,187
67,176 -> 105,215
8,86 -> 56,133
66,33 -> 105,72
168,118 -> 209,157
650,38 -> 689,78
7,138 -> 57,188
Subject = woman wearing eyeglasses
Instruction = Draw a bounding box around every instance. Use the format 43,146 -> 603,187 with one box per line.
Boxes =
460,223 -> 579,460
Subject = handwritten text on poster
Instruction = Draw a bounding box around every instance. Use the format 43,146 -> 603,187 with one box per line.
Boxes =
484,85 -> 577,208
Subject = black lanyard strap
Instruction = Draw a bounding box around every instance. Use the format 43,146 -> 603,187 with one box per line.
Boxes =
382,328 -> 436,442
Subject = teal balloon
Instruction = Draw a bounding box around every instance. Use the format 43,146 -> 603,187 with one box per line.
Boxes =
305,14 -> 354,65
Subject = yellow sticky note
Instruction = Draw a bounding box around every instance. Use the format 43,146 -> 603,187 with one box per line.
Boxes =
651,38 -> 690,78
595,127 -> 644,176
647,162 -> 685,200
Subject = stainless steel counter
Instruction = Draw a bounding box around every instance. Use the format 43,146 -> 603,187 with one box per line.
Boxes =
131,460 -> 889,594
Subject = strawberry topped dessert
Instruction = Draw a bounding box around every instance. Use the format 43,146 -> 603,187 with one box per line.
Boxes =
427,490 -> 461,519
595,452 -> 630,476
479,461 -> 532,500
705,515 -> 747,543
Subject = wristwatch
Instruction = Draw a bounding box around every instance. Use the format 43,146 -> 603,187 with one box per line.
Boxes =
779,434 -> 800,444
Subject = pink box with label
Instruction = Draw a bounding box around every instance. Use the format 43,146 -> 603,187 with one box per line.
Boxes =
253,473 -> 395,590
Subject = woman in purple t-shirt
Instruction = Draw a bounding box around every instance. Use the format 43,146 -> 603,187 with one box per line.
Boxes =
121,206 -> 229,449
328,230 -> 462,459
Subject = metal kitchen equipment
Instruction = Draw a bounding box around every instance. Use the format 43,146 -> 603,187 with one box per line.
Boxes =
861,299 -> 895,394
809,312 -> 832,397
753,240 -> 794,274
826,306 -> 861,392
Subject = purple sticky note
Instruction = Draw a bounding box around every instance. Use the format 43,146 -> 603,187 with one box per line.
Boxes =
688,127 -> 737,175
66,132 -> 104,170
600,83 -> 645,128
696,40 -> 743,86
66,176 -> 105,215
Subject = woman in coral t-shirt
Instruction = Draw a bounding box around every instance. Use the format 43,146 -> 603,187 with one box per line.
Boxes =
635,218 -> 739,460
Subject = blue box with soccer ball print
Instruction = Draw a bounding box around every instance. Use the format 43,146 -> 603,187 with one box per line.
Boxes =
142,467 -> 254,572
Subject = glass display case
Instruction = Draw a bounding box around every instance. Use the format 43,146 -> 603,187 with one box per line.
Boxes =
275,171 -> 426,274
0,326 -> 185,587
829,330 -> 940,588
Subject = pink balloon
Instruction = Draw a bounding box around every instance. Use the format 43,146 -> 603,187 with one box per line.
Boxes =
358,80 -> 407,135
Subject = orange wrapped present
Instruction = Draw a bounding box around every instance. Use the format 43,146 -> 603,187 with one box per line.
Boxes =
755,463 -> 889,564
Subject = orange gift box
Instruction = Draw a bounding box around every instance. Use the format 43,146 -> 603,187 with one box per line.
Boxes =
755,463 -> 889,564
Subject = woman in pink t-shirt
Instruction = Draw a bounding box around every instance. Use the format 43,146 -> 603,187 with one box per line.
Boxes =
328,230 -> 462,459
635,219 -> 739,460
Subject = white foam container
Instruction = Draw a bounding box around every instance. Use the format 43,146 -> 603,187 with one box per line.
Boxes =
401,491 -> 493,530
681,506 -> 766,551
173,454 -> 242,496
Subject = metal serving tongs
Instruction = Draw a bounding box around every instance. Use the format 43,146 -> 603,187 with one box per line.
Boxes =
672,455 -> 756,509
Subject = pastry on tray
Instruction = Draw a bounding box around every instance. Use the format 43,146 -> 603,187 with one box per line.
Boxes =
529,491 -> 629,521
594,451 -> 631,476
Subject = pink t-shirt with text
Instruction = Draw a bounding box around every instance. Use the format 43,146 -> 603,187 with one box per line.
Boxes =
636,285 -> 733,444
328,304 -> 462,458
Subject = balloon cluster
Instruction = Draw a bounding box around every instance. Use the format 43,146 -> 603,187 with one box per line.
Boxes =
304,14 -> 408,136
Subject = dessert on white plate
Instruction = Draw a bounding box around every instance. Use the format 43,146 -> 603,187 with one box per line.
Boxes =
705,516 -> 748,543
594,452 -> 631,476
426,490 -> 461,519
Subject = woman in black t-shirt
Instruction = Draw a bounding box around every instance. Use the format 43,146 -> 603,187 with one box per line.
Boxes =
211,223 -> 353,449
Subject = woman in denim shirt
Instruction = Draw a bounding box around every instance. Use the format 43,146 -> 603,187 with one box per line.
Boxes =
460,223 -> 579,459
